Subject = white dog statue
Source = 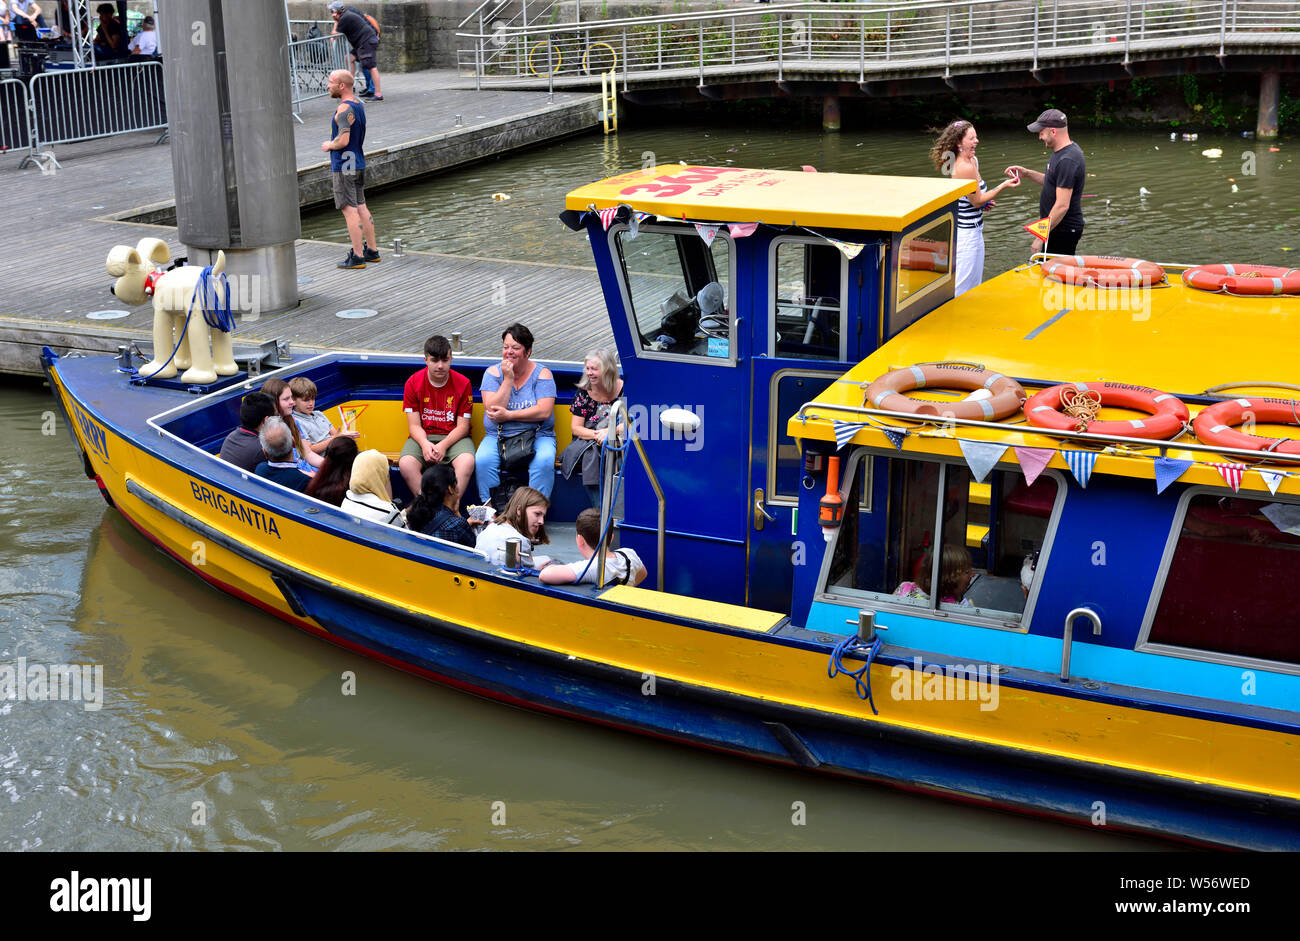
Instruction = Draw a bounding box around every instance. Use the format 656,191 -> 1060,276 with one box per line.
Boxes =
106,238 -> 237,384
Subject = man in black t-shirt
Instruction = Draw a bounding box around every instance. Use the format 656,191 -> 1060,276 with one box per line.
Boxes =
328,1 -> 383,101
1005,109 -> 1086,257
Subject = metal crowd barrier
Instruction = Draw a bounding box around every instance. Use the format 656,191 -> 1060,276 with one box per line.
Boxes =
0,79 -> 32,157
289,34 -> 350,120
27,61 -> 167,169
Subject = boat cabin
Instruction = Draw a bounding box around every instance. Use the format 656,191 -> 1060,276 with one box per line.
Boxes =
563,165 -> 975,610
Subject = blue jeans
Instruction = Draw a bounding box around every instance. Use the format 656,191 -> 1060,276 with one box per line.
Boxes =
476,432 -> 556,502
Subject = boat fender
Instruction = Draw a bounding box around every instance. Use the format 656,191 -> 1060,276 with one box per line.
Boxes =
819,455 -> 843,541
865,364 -> 1026,422
1024,382 -> 1190,439
1192,396 -> 1300,457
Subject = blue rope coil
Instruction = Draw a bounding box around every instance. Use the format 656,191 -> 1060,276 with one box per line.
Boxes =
827,633 -> 883,715
130,265 -> 233,383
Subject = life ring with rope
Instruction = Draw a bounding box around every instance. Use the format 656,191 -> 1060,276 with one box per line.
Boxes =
1024,381 -> 1189,439
1192,397 -> 1300,457
864,364 -> 1025,421
1181,264 -> 1300,296
900,238 -> 950,272
1041,255 -> 1166,288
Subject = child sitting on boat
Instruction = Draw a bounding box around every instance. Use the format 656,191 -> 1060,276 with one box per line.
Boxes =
540,508 -> 646,588
894,545 -> 975,607
290,376 -> 358,455
476,487 -> 551,568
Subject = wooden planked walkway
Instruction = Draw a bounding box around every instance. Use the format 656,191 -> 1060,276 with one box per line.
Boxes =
0,70 -> 613,375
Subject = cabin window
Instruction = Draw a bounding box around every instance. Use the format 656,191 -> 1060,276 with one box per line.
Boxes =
612,225 -> 734,363
1141,492 -> 1300,669
892,215 -> 954,331
823,453 -> 1059,626
771,238 -> 845,361
768,371 -> 842,504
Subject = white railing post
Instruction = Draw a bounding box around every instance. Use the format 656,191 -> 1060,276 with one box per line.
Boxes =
731,17 -> 736,66
699,20 -> 705,85
885,10 -> 891,62
1219,0 -> 1227,56
858,9 -> 865,82
476,13 -> 484,90
622,29 -> 628,91
778,14 -> 784,81
1053,0 -> 1059,47
1033,0 -> 1039,69
1124,0 -> 1132,63
944,9 -> 951,78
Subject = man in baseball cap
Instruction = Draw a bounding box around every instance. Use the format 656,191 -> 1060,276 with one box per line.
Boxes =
1006,109 -> 1086,256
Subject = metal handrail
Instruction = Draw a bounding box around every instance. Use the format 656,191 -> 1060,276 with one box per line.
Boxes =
794,401 -> 1300,468
600,398 -> 666,592
456,0 -> 1294,87
1060,607 -> 1102,683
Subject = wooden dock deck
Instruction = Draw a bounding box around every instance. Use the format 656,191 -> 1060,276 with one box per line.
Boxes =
1,70 -> 612,377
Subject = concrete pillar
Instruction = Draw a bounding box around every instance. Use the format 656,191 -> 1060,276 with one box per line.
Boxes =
822,95 -> 841,133
1258,71 -> 1279,139
160,1 -> 300,314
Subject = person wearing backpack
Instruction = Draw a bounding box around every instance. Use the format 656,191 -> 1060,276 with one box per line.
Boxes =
328,1 -> 383,101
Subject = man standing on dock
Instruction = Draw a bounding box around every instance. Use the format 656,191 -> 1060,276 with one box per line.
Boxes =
1006,109 -> 1086,257
328,1 -> 383,101
322,69 -> 380,270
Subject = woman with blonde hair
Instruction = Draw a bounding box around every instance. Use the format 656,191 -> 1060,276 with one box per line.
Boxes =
562,348 -> 624,507
929,120 -> 1020,296
340,449 -> 405,526
475,486 -> 550,567
261,377 -> 324,473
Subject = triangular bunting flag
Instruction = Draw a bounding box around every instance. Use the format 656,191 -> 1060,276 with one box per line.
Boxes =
1260,470 -> 1285,495
597,206 -> 620,230
801,165 -> 819,172
1062,450 -> 1098,488
1013,446 -> 1054,487
958,440 -> 1006,483
628,210 -> 652,240
695,223 -> 719,246
727,222 -> 758,238
832,420 -> 866,449
1153,457 -> 1194,494
882,428 -> 907,450
824,236 -> 865,260
1023,216 -> 1051,240
1210,462 -> 1246,492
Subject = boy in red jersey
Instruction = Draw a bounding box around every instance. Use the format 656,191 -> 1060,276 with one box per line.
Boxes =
399,335 -> 475,508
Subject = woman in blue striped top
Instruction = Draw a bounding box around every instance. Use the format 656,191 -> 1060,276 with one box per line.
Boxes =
929,121 -> 1021,296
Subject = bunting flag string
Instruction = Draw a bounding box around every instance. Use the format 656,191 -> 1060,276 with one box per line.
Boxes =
882,428 -> 908,450
957,440 -> 1006,483
823,235 -> 866,260
1209,462 -> 1247,492
597,206 -> 620,230
1153,457 -> 1195,494
694,223 -> 719,246
1012,446 -> 1054,487
628,210 -> 652,239
727,222 -> 758,238
832,420 -> 867,449
1062,450 -> 1098,488
1260,469 -> 1285,495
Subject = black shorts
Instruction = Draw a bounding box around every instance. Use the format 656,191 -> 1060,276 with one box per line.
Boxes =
354,38 -> 379,71
332,169 -> 366,209
1046,226 -> 1083,257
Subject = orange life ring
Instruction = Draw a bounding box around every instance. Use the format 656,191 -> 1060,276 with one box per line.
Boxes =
1192,397 -> 1300,456
1181,264 -> 1300,296
900,238 -> 950,273
865,364 -> 1026,421
1024,381 -> 1189,439
1041,255 -> 1166,288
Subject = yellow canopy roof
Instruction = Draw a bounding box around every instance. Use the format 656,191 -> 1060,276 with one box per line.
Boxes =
789,266 -> 1300,495
565,165 -> 975,232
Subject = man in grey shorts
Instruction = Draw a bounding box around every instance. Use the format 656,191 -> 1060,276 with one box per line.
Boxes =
321,70 -> 379,269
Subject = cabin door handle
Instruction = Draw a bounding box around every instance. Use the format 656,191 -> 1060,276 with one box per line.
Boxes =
753,489 -> 776,530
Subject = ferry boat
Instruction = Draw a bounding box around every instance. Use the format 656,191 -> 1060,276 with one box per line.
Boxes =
44,164 -> 1300,850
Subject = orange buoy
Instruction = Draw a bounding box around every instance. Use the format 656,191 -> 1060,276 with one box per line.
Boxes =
865,364 -> 1026,421
1192,397 -> 1300,456
900,238 -> 950,272
1041,255 -> 1165,288
1181,264 -> 1300,296
1025,381 -> 1189,439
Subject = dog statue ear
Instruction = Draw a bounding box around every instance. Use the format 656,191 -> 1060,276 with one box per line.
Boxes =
105,245 -> 141,277
135,237 -> 171,267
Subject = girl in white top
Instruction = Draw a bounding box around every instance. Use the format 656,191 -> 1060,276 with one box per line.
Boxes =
929,120 -> 1021,296
475,486 -> 550,566
340,450 -> 405,526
